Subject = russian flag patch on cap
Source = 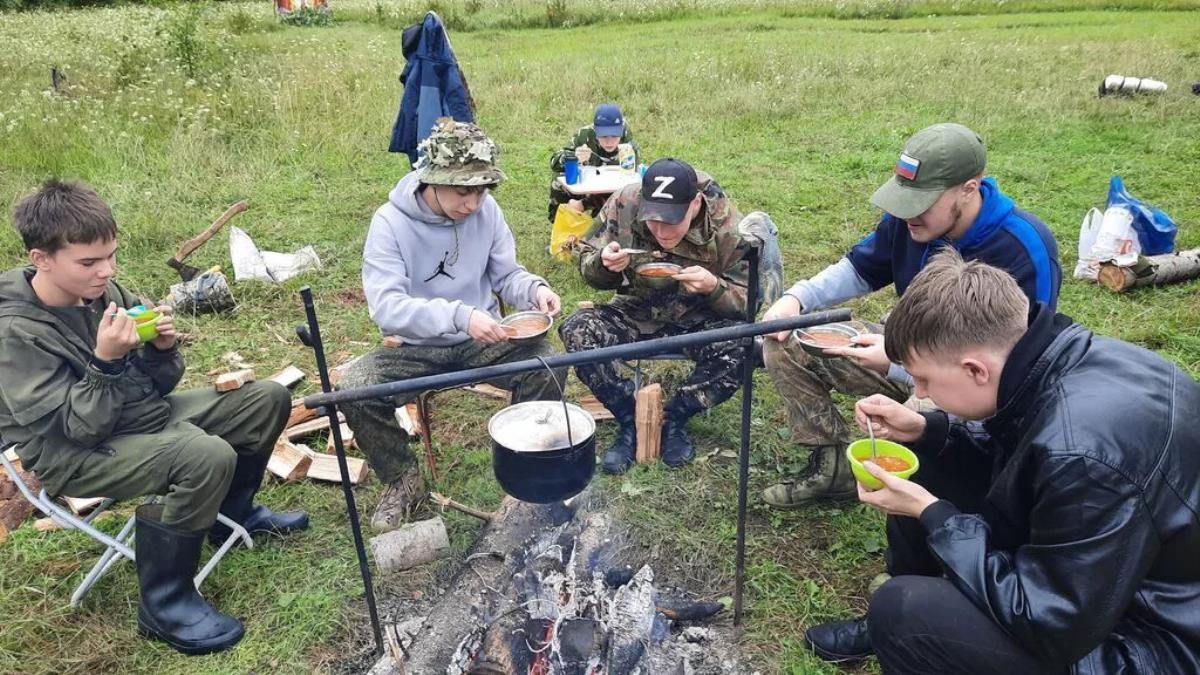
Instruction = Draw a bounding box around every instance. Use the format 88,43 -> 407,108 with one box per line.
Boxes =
895,153 -> 920,180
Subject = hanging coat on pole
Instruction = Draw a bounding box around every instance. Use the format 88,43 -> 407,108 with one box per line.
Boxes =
388,12 -> 476,165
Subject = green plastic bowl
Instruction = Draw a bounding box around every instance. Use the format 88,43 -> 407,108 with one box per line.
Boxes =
846,439 -> 919,490
132,309 -> 160,342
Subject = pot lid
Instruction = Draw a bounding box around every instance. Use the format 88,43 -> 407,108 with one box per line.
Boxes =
489,401 -> 596,453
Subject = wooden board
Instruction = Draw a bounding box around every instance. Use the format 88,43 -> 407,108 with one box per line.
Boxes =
267,365 -> 306,389
215,369 -> 256,392
3,447 -> 21,473
306,451 -> 369,484
394,405 -> 423,436
326,423 -> 355,453
63,496 -> 105,515
268,440 -> 313,483
579,395 -> 614,422
464,383 -> 510,401
634,384 -> 663,464
284,412 -> 344,441
286,399 -> 318,428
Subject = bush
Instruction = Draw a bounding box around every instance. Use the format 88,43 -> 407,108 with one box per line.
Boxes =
280,5 -> 332,26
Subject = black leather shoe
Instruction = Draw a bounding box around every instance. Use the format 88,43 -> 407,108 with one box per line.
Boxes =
601,417 -> 637,475
804,617 -> 872,662
660,416 -> 695,468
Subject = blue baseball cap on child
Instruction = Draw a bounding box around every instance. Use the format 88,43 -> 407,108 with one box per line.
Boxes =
593,103 -> 625,137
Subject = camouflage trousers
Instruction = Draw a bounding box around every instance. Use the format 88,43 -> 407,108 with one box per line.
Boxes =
558,304 -> 745,418
337,337 -> 565,485
547,177 -> 608,222
762,324 -> 910,448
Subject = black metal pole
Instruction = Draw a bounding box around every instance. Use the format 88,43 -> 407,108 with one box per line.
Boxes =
303,311 -> 850,410
296,287 -> 384,655
734,245 -> 760,625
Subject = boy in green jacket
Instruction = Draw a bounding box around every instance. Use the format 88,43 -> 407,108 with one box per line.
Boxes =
547,103 -> 640,221
0,179 -> 306,655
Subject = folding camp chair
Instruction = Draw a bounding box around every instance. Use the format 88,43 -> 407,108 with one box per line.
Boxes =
0,445 -> 252,607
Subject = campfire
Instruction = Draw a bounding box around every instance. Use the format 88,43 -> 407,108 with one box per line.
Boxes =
386,490 -> 745,675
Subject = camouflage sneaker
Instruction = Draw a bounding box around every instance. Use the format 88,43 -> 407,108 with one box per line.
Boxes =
370,467 -> 426,534
415,117 -> 507,187
762,445 -> 856,508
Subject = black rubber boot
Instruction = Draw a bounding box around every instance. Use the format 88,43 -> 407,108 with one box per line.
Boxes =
601,411 -> 638,475
660,398 -> 701,468
209,452 -> 308,545
135,504 -> 244,655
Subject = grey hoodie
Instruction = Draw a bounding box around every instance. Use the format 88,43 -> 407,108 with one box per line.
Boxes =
363,171 -> 548,346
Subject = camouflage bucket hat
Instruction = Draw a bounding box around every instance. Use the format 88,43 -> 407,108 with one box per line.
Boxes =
415,117 -> 507,187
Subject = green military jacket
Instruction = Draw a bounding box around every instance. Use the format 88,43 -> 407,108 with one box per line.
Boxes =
579,171 -> 749,332
549,124 -> 640,173
0,267 -> 184,496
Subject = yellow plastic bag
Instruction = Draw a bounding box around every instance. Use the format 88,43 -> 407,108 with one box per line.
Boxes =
549,205 -> 593,262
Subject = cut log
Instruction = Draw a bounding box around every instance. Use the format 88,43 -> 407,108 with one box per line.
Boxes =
63,496 -> 104,515
268,441 -> 313,483
267,365 -> 306,389
382,335 -> 404,349
1098,249 -> 1200,292
300,444 -> 369,484
326,423 -> 355,453
34,517 -> 62,532
635,383 -> 664,463
394,405 -> 423,436
579,395 -> 614,422
369,516 -> 451,573
3,447 -> 21,473
284,412 -> 344,441
286,399 -> 318,428
328,356 -> 362,387
215,369 -> 256,392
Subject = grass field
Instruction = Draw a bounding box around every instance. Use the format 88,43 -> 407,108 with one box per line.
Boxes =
1,1 -> 1198,673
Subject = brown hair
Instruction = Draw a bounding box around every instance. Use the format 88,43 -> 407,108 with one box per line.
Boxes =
12,179 -> 117,254
885,248 -> 1028,363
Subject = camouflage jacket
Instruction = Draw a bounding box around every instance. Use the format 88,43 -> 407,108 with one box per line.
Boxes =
549,125 -> 640,173
579,171 -> 749,332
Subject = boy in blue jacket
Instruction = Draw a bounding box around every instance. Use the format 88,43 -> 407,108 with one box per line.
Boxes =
759,123 -> 1061,507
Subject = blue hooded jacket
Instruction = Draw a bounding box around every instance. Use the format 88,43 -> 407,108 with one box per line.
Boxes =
846,177 -> 1061,308
388,12 -> 474,164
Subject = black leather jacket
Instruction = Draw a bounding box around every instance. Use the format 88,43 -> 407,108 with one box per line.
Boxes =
914,306 -> 1200,674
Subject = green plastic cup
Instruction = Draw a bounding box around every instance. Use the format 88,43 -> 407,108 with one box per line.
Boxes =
846,439 -> 919,490
132,309 -> 160,342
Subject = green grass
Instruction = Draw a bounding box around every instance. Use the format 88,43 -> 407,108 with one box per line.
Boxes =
1,1 -> 1199,673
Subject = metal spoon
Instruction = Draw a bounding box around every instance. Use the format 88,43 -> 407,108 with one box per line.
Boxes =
866,414 -> 878,461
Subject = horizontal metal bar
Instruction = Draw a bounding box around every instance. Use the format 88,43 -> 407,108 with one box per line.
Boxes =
305,310 -> 851,409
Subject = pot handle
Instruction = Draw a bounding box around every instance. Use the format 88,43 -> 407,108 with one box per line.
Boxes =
534,356 -> 573,449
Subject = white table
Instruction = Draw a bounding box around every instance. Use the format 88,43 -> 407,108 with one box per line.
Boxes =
561,166 -> 642,197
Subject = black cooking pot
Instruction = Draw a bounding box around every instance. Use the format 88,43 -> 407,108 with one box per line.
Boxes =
489,401 -> 596,504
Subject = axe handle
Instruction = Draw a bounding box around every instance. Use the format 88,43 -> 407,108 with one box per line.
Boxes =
174,200 -> 248,262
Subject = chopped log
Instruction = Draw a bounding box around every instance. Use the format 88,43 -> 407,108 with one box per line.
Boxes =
268,441 -> 313,483
1,465 -> 40,530
394,404 -> 423,436
3,447 -> 21,473
328,356 -> 362,387
382,335 -> 404,348
285,399 -> 318,428
267,365 -> 306,389
576,300 -> 595,310
34,517 -> 62,532
215,369 -> 255,392
369,516 -> 450,573
635,383 -> 663,463
579,395 -> 614,422
326,423 -> 355,453
1098,249 -> 1200,292
300,444 -> 369,484
464,383 -> 510,401
63,496 -> 104,515
284,412 -> 344,441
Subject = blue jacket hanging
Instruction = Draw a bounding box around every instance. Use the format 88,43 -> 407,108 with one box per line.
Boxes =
388,12 -> 476,164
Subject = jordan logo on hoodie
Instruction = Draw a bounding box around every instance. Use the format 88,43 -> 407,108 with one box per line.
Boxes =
423,251 -> 456,282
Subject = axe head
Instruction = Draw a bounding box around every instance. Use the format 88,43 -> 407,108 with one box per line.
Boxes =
167,257 -> 200,282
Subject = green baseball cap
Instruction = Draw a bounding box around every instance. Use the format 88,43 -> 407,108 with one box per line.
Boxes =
415,117 -> 507,187
870,123 -> 986,220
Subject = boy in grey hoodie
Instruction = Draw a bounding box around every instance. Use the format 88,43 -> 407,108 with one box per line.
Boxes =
338,119 -> 565,532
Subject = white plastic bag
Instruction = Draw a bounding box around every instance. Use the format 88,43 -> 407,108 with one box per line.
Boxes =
229,226 -> 322,283
1077,206 -> 1140,280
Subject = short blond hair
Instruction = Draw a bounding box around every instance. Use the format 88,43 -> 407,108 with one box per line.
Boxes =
885,249 -> 1029,364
